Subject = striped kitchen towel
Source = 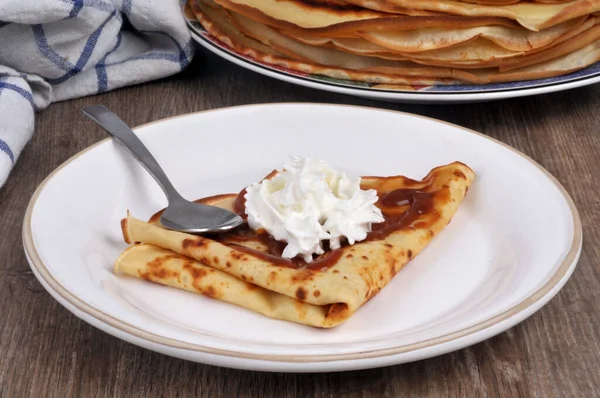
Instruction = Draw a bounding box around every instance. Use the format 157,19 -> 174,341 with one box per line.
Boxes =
0,0 -> 194,188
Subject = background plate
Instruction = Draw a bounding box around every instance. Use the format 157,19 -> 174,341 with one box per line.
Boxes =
186,17 -> 600,104
24,104 -> 581,372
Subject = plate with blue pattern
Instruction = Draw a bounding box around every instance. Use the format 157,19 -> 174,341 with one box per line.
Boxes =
185,12 -> 600,103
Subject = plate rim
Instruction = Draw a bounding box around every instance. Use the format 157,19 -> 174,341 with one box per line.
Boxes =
23,103 -> 583,363
188,22 -> 600,102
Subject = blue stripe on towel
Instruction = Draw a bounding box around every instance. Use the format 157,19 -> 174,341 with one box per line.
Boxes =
0,139 -> 15,164
0,82 -> 36,110
46,9 -> 117,85
95,32 -> 122,92
68,0 -> 85,18
32,25 -> 77,72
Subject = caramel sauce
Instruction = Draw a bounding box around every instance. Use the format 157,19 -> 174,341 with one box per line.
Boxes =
224,242 -> 344,271
225,243 -> 296,268
207,182 -> 448,271
217,223 -> 344,270
367,188 -> 448,241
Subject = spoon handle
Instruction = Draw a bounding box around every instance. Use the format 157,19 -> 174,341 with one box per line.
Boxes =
82,105 -> 183,203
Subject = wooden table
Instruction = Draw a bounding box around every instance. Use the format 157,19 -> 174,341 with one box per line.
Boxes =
1,48 -> 599,397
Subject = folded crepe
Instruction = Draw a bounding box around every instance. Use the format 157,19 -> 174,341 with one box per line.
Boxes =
223,2 -> 593,65
342,0 -> 600,31
210,0 -> 520,36
115,162 -> 475,328
359,16 -> 588,52
400,15 -> 597,68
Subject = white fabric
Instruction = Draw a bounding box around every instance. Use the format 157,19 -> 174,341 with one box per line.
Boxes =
0,0 -> 194,187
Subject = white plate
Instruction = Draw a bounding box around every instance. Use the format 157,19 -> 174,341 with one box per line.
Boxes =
24,104 -> 581,372
186,17 -> 600,104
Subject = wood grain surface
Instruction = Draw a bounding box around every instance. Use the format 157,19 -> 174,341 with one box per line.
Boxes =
1,48 -> 599,397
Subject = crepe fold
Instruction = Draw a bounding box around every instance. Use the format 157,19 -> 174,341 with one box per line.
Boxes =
114,162 -> 475,328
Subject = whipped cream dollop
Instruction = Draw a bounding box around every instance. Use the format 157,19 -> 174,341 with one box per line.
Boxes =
244,156 -> 384,262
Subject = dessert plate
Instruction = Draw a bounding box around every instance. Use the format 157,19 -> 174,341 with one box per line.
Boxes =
186,16 -> 600,104
23,104 -> 581,372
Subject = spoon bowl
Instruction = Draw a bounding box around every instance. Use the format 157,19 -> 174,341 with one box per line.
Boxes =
160,198 -> 244,234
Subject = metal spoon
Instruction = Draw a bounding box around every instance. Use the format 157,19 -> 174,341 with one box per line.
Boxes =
82,105 -> 244,234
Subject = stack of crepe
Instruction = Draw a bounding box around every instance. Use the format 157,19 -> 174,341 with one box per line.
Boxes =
186,0 -> 600,86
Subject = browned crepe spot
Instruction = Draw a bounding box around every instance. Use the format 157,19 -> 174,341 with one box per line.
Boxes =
296,287 -> 308,300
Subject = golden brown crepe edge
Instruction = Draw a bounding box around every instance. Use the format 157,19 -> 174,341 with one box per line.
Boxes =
114,243 -> 340,327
